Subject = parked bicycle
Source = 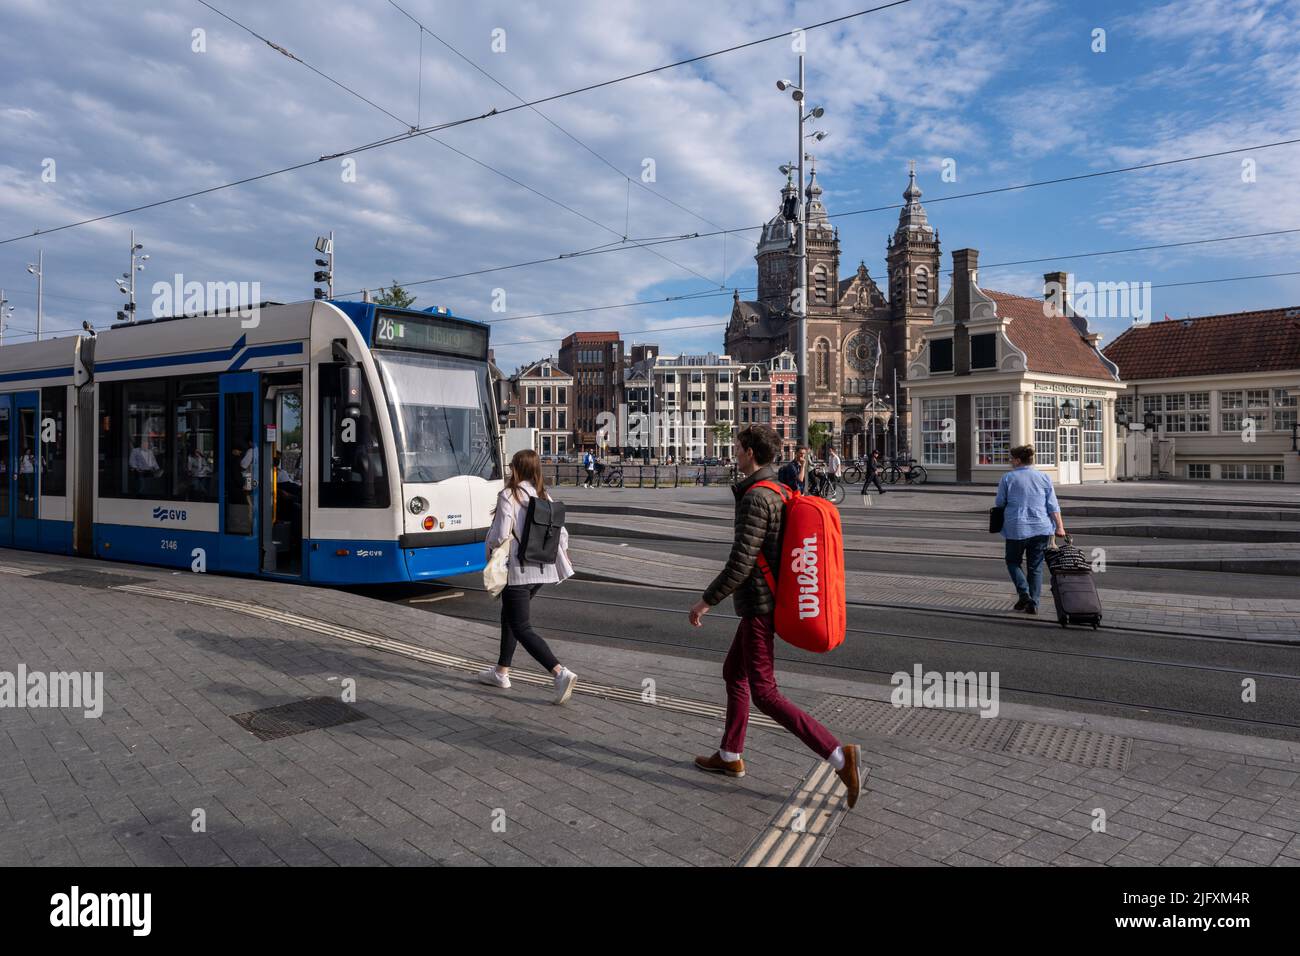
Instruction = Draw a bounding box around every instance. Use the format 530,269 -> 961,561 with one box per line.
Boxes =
597,465 -> 624,488
841,457 -> 865,483
881,457 -> 927,486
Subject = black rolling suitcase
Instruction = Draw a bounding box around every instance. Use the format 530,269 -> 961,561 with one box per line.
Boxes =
1046,536 -> 1102,629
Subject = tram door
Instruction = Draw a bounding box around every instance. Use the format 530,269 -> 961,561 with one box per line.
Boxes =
218,373 -> 260,573
1,392 -> 41,550
261,377 -> 303,575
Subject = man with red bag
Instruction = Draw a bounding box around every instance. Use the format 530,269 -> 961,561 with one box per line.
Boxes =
687,424 -> 861,808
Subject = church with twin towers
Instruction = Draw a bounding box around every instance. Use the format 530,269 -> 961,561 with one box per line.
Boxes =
724,161 -> 941,458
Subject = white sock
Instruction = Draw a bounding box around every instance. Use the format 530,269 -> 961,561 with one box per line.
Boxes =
720,749 -> 741,763
827,746 -> 846,770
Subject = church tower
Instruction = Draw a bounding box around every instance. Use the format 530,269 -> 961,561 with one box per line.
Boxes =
754,173 -> 799,313
885,163 -> 941,441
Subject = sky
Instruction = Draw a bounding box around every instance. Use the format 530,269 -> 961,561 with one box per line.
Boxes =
2,0 -> 1298,372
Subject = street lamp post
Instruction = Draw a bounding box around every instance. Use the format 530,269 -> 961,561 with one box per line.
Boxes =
776,58 -> 825,449
26,249 -> 43,342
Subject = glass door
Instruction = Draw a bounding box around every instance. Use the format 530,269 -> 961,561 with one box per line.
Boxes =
1059,425 -> 1081,485
14,392 -> 40,548
218,373 -> 260,573
263,384 -> 303,575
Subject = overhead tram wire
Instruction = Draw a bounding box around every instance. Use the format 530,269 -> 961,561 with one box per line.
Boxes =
6,265 -> 1297,345
193,1 -> 720,290
1,2 -> 912,248
334,137 -> 1300,295
484,266 -> 1300,350
384,0 -> 731,235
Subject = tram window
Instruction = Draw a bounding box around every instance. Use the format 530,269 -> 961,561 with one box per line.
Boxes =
99,375 -> 218,501
318,363 -> 390,509
174,379 -> 218,503
40,386 -> 68,497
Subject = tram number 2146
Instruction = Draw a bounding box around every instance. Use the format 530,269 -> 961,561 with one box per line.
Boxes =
161,540 -> 178,552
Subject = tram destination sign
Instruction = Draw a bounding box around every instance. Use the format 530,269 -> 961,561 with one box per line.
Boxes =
372,309 -> 489,360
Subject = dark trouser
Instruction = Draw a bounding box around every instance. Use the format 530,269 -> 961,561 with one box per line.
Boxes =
862,471 -> 884,494
721,613 -> 839,759
1005,535 -> 1051,608
585,468 -> 595,485
498,584 -> 559,671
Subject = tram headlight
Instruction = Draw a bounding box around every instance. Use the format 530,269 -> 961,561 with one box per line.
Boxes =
408,496 -> 429,516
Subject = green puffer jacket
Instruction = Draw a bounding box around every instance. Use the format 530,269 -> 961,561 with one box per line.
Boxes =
702,464 -> 785,617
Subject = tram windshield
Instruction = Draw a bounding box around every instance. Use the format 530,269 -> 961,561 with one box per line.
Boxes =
374,351 -> 500,484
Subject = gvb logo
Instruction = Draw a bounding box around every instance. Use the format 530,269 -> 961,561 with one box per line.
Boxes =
152,507 -> 187,522
50,886 -> 151,936
790,536 -> 820,620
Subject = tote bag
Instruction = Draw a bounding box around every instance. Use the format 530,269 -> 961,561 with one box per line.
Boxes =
483,537 -> 511,597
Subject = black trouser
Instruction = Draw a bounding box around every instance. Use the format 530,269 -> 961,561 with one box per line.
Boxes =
862,470 -> 884,494
498,584 -> 559,671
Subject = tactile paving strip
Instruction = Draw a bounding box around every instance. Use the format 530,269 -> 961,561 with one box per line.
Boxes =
809,694 -> 912,736
1002,721 -> 1132,771
895,706 -> 1021,752
811,694 -> 1131,771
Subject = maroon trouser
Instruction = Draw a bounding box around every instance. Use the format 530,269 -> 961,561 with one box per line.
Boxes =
721,613 -> 840,759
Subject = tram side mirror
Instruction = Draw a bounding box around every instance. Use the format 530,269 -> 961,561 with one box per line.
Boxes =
339,365 -> 362,421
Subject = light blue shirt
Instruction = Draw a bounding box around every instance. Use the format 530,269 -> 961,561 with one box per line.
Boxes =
994,466 -> 1060,540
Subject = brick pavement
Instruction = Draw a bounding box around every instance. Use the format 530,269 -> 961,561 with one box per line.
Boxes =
2,547 -> 1299,867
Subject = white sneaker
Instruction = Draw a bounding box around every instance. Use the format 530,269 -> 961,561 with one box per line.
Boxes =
553,667 -> 577,705
478,667 -> 511,689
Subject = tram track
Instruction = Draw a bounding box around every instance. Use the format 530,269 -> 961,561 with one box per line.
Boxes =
414,584 -> 1300,736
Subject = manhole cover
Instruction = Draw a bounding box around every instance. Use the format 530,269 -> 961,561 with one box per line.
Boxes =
230,696 -> 368,741
1002,722 -> 1131,771
896,707 -> 1020,751
30,569 -> 148,589
809,695 -> 911,736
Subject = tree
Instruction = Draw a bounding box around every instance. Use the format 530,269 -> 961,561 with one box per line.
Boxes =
373,281 -> 417,309
807,422 -> 831,457
709,422 -> 733,457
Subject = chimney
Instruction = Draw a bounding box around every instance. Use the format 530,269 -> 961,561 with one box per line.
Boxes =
952,248 -> 979,325
1043,271 -> 1070,313
952,248 -> 978,376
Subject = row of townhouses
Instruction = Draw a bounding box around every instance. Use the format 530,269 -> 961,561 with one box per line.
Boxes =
492,167 -> 1300,482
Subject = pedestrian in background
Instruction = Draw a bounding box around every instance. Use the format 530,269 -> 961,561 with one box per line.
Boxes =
995,444 -> 1066,615
687,425 -> 861,808
582,448 -> 596,487
481,449 -> 579,703
861,449 -> 885,498
778,444 -> 808,494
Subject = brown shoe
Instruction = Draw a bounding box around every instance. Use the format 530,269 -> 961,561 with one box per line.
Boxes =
835,744 -> 862,809
694,751 -> 745,778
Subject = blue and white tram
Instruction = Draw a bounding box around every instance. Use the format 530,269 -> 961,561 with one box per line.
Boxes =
0,299 -> 504,583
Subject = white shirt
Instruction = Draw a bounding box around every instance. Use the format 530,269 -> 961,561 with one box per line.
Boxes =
129,446 -> 158,472
486,481 -> 574,587
828,451 -> 842,476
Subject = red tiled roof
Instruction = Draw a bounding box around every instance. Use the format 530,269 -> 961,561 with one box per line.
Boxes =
984,290 -> 1117,381
1103,307 -> 1300,381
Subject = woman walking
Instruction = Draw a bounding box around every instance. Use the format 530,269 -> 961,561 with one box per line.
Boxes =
481,449 -> 579,703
